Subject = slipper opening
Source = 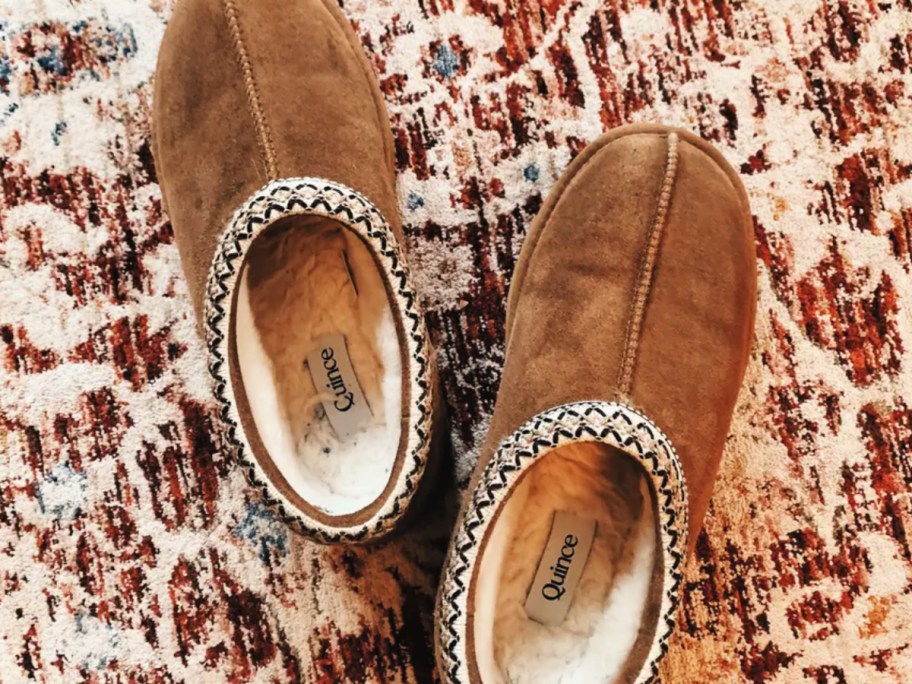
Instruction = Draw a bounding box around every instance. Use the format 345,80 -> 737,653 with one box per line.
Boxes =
472,442 -> 662,684
234,214 -> 402,518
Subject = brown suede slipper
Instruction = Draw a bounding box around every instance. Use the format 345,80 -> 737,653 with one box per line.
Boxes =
151,0 -> 439,544
436,124 -> 757,682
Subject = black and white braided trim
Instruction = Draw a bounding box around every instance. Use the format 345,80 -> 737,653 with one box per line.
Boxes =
204,178 -> 434,544
436,401 -> 688,683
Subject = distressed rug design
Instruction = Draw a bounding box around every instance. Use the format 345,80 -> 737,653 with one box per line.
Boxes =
0,0 -> 910,682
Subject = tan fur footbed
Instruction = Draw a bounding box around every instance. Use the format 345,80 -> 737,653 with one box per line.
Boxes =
234,215 -> 402,516
473,444 -> 658,683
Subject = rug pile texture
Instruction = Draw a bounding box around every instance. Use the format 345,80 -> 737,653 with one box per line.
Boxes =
0,0 -> 910,681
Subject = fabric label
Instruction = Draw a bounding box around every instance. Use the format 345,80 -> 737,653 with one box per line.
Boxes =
523,511 -> 598,626
305,333 -> 372,439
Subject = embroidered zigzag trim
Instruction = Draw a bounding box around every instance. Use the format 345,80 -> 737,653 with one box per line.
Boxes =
204,178 -> 433,543
436,401 -> 688,684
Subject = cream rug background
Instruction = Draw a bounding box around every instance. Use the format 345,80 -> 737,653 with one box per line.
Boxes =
0,0 -> 910,681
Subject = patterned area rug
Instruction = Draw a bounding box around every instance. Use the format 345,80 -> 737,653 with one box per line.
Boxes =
0,0 -> 910,681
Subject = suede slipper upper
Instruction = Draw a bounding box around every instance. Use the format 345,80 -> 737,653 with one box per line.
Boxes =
436,124 -> 757,683
152,0 -> 438,544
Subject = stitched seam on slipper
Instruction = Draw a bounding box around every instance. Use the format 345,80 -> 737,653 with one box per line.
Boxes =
506,128 -> 679,344
223,0 -> 279,179
617,133 -> 680,396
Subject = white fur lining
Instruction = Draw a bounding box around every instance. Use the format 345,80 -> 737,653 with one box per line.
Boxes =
473,443 -> 657,683
205,178 -> 434,543
234,228 -> 402,515
437,402 -> 688,684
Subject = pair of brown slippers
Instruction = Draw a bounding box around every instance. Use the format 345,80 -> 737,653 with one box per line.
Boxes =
152,1 -> 757,682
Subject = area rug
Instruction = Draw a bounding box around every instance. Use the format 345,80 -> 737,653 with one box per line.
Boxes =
0,0 -> 910,682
